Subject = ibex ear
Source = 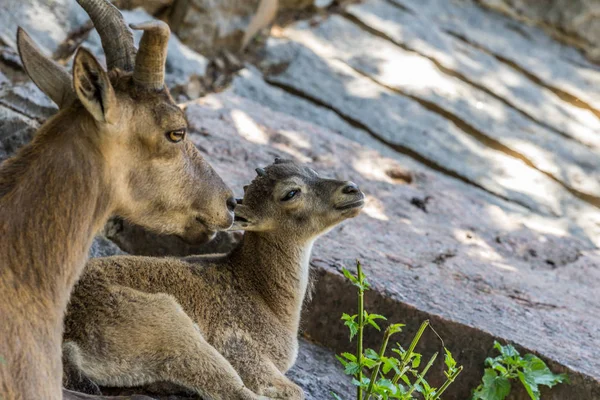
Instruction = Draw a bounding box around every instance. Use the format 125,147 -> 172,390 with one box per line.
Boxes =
73,47 -> 119,124
229,204 -> 259,231
17,28 -> 75,108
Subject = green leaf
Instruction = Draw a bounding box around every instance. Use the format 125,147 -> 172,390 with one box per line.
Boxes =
365,348 -> 380,360
367,319 -> 382,331
344,361 -> 360,376
342,268 -> 359,286
392,348 -> 405,359
487,359 -> 508,375
368,313 -> 387,321
518,370 -> 540,400
400,374 -> 411,386
362,357 -> 379,369
412,353 -> 422,369
522,355 -> 568,388
444,348 -> 457,372
472,368 -> 511,400
377,378 -> 397,394
330,392 -> 342,400
364,311 -> 386,331
388,323 -> 405,335
340,352 -> 357,362
341,313 -> 357,321
342,314 -> 359,341
382,357 -> 400,375
494,341 -> 520,359
352,377 -> 371,388
335,355 -> 348,367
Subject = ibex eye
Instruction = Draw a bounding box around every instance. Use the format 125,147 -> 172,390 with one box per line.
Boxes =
281,189 -> 299,201
167,129 -> 186,143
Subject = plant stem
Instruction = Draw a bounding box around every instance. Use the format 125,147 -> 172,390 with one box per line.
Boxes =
365,327 -> 393,400
404,352 -> 438,399
404,320 -> 429,365
431,366 -> 463,400
356,261 -> 365,400
392,364 -> 411,385
392,320 -> 430,388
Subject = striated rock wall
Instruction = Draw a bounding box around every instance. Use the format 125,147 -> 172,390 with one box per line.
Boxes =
478,0 -> 600,63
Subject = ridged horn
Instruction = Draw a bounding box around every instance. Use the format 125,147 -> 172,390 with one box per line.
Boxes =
76,0 -> 136,71
17,28 -> 76,108
130,21 -> 170,90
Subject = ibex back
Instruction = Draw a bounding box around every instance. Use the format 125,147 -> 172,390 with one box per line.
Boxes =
64,160 -> 365,399
0,0 -> 235,398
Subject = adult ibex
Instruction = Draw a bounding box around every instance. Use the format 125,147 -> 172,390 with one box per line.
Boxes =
0,0 -> 236,398
63,159 -> 365,400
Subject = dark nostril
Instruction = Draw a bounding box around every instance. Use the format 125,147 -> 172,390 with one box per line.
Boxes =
342,182 -> 360,194
226,197 -> 237,212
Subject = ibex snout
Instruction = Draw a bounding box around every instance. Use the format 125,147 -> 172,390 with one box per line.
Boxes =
334,181 -> 365,216
341,181 -> 360,194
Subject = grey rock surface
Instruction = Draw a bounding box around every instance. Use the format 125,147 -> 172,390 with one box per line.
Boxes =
479,0 -> 600,63
282,15 -> 600,200
0,82 -> 51,161
346,0 -> 600,150
0,0 -> 88,53
288,339 -> 354,400
168,0 -> 261,56
167,0 -> 326,56
89,236 -> 126,259
380,0 -> 600,112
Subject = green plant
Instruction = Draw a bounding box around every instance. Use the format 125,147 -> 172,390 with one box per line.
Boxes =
333,261 -> 462,400
472,341 -> 568,400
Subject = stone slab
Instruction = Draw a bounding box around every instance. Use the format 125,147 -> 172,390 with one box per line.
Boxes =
387,0 -> 600,111
0,0 -> 88,54
280,15 -> 600,200
346,0 -> 600,150
478,0 -> 600,62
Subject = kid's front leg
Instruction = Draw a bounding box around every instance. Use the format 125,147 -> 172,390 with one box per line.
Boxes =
219,337 -> 305,400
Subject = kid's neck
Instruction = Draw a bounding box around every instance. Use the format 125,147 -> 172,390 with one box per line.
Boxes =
232,231 -> 315,331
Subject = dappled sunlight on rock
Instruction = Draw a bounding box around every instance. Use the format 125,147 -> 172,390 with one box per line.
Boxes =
363,195 -> 389,221
491,262 -> 518,272
352,154 -> 392,184
453,228 -> 506,266
482,204 -> 521,230
271,143 -> 312,163
339,70 -> 382,100
230,109 -> 269,144
277,129 -> 311,149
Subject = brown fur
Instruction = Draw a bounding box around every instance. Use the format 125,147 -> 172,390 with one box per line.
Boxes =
63,160 -> 365,400
0,29 -> 234,400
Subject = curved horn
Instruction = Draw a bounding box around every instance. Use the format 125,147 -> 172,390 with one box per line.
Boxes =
256,168 -> 267,177
130,21 -> 170,90
76,0 -> 136,71
17,28 -> 76,108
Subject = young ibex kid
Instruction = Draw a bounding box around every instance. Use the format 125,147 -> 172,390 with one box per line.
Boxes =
0,0 -> 236,398
63,159 -> 365,400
